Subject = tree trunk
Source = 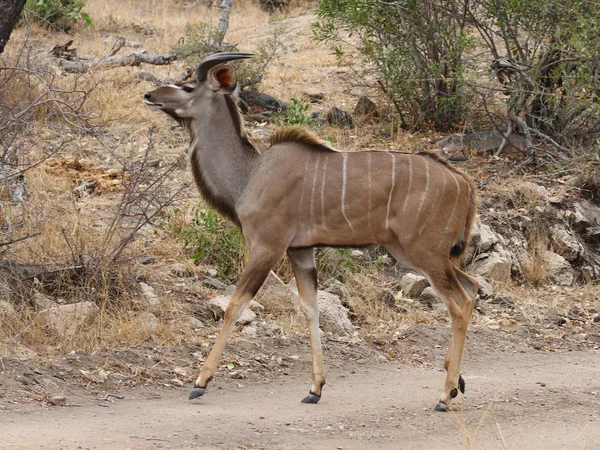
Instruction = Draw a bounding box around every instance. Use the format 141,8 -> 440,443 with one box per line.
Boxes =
0,0 -> 26,54
218,0 -> 233,39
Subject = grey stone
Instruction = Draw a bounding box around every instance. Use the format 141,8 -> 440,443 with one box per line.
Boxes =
224,285 -> 236,296
573,201 -> 600,231
188,317 -> 204,330
546,252 -> 574,286
209,296 -> 256,325
136,312 -> 159,332
137,254 -> 155,265
171,263 -> 188,277
241,325 -> 257,336
473,274 -> 494,298
399,273 -> 429,298
349,249 -> 365,259
317,290 -> 355,336
42,302 -> 100,338
550,224 -> 583,261
419,287 -> 440,306
202,277 -> 228,290
326,107 -> 354,128
139,282 -> 159,305
302,88 -> 324,102
206,268 -> 218,278
353,96 -> 378,118
471,250 -> 512,283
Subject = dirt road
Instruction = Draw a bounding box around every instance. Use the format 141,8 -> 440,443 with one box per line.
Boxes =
2,349 -> 599,449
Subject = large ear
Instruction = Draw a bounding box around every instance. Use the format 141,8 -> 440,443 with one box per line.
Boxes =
206,63 -> 237,93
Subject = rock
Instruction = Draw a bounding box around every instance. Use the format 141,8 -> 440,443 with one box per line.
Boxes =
241,90 -> 286,112
546,252 -> 574,286
573,201 -> 600,231
42,302 -> 100,338
188,317 -> 204,330
202,277 -> 228,290
0,299 -> 16,317
256,321 -> 281,337
475,223 -> 499,253
49,395 -> 67,406
515,181 -> 548,205
471,250 -> 512,283
139,282 -> 159,305
436,131 -> 526,157
136,312 -> 159,332
353,96 -> 378,118
587,227 -> 600,245
349,249 -> 365,259
137,254 -> 155,265
399,273 -> 429,298
419,287 -> 440,306
326,107 -> 354,128
322,278 -> 347,299
302,88 -> 324,102
241,325 -> 257,336
209,296 -> 256,325
32,292 -> 57,309
224,285 -> 236,296
473,274 -> 494,298
171,263 -> 188,277
206,268 -> 218,278
255,271 -> 298,315
317,290 -> 355,336
550,224 -> 583,261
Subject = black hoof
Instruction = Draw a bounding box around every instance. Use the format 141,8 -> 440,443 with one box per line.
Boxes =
189,387 -> 206,400
458,375 -> 466,394
434,402 -> 449,412
301,392 -> 321,404
450,388 -> 458,399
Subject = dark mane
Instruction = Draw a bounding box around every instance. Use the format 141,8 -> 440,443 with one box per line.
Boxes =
224,94 -> 260,155
270,126 -> 337,152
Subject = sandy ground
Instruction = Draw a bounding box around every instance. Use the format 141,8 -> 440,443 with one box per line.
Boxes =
2,349 -> 599,450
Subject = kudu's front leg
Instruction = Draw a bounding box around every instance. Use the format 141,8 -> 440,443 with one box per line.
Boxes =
190,245 -> 284,400
287,247 -> 326,404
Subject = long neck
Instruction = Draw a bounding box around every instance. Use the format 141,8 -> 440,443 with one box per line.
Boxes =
188,95 -> 259,226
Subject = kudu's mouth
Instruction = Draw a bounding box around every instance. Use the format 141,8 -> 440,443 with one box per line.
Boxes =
143,98 -> 163,110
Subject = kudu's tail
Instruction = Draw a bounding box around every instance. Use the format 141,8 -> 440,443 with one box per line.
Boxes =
450,175 -> 478,259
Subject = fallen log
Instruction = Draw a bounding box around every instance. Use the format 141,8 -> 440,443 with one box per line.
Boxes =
42,38 -> 178,74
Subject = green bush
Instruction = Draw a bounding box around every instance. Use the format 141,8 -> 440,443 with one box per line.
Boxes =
176,21 -> 287,92
161,207 -> 246,280
273,96 -> 313,126
25,0 -> 92,31
313,0 -> 472,131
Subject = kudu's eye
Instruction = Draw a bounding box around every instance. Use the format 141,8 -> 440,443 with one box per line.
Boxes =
183,86 -> 194,93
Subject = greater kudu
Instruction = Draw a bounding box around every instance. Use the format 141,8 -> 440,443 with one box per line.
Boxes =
144,52 -> 479,411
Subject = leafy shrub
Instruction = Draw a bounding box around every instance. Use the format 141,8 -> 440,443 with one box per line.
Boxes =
273,96 -> 313,126
162,207 -> 246,280
313,0 -> 472,131
176,21 -> 287,91
25,0 -> 92,30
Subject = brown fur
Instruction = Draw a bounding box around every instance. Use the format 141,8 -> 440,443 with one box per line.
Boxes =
270,126 -> 336,152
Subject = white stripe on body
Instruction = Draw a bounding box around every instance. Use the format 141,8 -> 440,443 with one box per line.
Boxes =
310,154 -> 321,224
320,154 -> 329,228
341,153 -> 354,231
402,156 -> 413,213
367,153 -> 372,234
415,157 -> 430,220
386,152 -> 396,229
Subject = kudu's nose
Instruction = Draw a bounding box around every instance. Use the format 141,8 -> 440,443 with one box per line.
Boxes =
144,93 -> 151,100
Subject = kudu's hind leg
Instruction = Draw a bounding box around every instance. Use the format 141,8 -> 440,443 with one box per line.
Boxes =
426,266 -> 474,411
190,244 -> 284,400
443,267 -> 479,392
287,247 -> 326,404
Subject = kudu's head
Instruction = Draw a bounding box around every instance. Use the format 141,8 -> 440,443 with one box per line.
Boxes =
143,52 -> 253,121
